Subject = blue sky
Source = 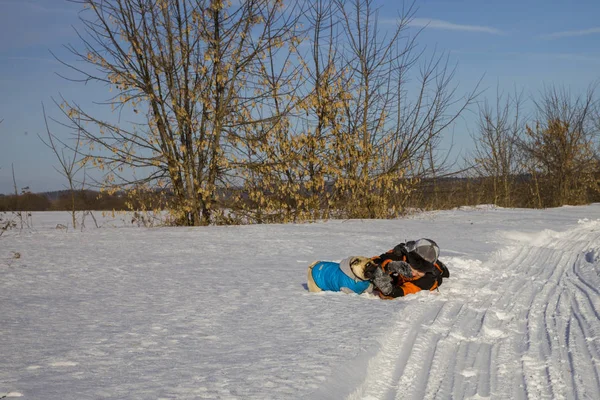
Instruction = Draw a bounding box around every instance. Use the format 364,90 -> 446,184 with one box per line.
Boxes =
0,0 -> 599,194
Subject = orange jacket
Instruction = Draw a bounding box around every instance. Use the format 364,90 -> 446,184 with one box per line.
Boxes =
371,246 -> 449,299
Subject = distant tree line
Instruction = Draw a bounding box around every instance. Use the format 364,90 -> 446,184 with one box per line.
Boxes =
0,190 -> 129,212
400,85 -> 600,211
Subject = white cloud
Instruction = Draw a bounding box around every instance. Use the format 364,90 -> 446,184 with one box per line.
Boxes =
541,27 -> 600,39
382,18 -> 503,35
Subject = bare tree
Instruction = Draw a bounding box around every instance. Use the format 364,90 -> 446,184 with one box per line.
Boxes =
0,119 -> 11,235
222,0 -> 480,221
330,0 -> 479,217
471,87 -> 526,206
57,0 -> 303,226
39,103 -> 93,230
10,165 -> 34,231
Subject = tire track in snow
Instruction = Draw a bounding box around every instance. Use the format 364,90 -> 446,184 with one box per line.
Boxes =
563,252 -> 600,400
499,222 -> 600,400
345,302 -> 447,400
345,220 -> 600,400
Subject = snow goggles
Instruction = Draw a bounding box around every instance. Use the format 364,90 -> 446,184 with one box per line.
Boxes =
405,238 -> 440,263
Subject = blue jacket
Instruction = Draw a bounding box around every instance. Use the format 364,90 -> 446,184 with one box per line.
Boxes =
310,260 -> 372,294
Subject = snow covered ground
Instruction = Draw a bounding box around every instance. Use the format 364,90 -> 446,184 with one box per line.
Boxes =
1,205 -> 600,399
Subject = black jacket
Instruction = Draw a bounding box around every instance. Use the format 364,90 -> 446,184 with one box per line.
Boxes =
372,243 -> 450,298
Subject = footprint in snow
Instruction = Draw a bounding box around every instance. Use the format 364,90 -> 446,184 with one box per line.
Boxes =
49,361 -> 78,367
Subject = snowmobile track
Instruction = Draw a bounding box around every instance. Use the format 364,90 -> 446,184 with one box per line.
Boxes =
348,220 -> 600,400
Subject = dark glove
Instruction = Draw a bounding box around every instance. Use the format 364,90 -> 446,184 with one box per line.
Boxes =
371,267 -> 393,295
392,243 -> 408,257
387,260 -> 413,278
362,260 -> 379,280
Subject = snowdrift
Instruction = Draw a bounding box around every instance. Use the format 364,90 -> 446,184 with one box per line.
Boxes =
1,205 -> 599,399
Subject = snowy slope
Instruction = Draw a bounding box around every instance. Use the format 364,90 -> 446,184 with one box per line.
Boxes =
1,205 -> 599,399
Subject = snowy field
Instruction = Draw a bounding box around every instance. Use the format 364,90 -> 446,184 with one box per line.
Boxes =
1,205 -> 600,399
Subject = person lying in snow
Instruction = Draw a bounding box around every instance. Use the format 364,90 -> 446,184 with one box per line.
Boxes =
306,239 -> 449,297
366,238 -> 450,299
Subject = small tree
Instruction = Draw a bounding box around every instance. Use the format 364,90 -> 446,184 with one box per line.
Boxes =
471,88 -> 525,207
520,86 -> 598,206
39,103 -> 90,230
9,165 -> 34,231
0,119 -> 7,235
